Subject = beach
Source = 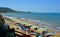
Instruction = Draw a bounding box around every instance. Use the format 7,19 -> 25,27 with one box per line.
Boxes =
4,15 -> 60,37
0,0 -> 60,37
3,13 -> 60,32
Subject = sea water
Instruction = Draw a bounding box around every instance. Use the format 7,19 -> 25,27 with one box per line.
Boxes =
3,12 -> 60,31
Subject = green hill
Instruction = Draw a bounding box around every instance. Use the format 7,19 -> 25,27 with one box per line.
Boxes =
0,7 -> 32,13
0,7 -> 16,12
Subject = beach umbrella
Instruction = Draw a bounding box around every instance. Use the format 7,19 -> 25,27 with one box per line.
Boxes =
12,18 -> 27,25
39,28 -> 47,31
36,28 -> 48,33
15,20 -> 27,25
26,23 -> 33,26
17,20 -> 22,23
21,21 -> 27,25
31,25 -> 39,28
12,19 -> 17,21
13,19 -> 22,23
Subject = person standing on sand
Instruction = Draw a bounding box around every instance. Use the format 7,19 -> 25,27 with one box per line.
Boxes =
42,31 -> 46,37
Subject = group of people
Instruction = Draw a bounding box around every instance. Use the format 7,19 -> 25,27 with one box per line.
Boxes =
0,13 -> 54,37
0,14 -> 15,37
15,23 -> 54,37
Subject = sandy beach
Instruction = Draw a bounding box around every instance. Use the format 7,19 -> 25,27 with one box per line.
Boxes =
4,16 -> 60,37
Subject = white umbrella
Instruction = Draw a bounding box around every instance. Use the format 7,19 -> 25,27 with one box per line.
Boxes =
31,25 -> 39,28
21,21 -> 27,24
26,23 -> 33,26
39,28 -> 47,31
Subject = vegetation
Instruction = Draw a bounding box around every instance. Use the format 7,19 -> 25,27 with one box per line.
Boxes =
0,7 -> 32,13
0,7 -> 16,13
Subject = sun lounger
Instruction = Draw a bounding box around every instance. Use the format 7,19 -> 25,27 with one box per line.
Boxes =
46,32 -> 55,37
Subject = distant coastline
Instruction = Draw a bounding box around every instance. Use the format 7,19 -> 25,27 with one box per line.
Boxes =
0,7 -> 33,13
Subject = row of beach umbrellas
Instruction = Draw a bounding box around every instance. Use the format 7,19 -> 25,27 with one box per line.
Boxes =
5,16 -> 47,31
11,18 -> 40,28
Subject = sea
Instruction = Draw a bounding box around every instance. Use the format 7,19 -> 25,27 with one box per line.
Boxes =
2,12 -> 60,32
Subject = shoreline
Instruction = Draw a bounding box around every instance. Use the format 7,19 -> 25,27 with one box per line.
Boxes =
25,19 -> 60,32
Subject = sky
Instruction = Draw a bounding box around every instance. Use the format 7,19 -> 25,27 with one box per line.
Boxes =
0,0 -> 60,13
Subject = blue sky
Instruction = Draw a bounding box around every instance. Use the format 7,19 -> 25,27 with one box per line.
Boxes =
0,0 -> 60,12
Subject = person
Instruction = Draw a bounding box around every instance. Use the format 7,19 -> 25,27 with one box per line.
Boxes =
30,29 -> 35,34
0,14 -> 5,28
36,33 -> 42,37
27,26 -> 31,33
19,24 -> 26,31
34,28 -> 38,30
42,31 -> 46,37
16,24 -> 19,29
0,14 -> 7,37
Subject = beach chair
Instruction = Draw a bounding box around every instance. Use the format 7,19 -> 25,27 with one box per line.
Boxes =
46,32 -> 55,37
